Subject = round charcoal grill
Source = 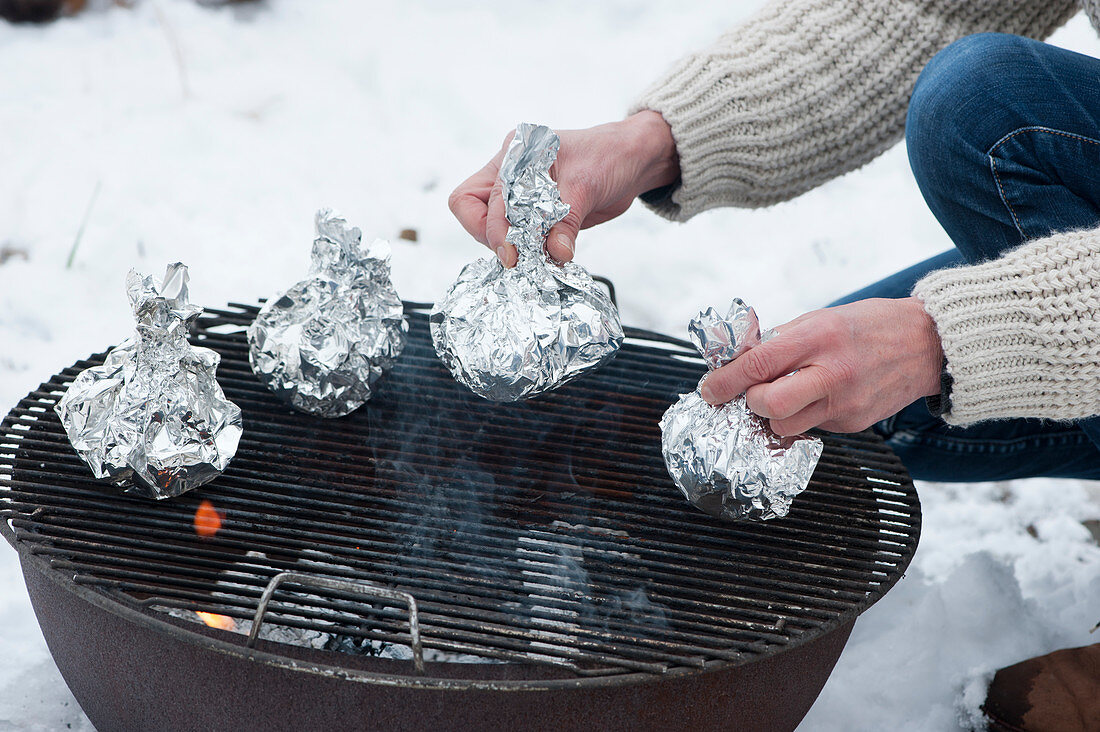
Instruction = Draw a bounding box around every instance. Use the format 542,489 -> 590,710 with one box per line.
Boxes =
0,302 -> 920,732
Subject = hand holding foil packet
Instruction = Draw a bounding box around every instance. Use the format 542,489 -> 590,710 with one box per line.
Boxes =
55,264 -> 243,499
248,210 -> 407,417
431,123 -> 623,402
660,300 -> 822,521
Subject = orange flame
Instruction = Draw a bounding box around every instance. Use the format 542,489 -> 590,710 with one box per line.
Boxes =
195,611 -> 237,632
193,499 -> 224,538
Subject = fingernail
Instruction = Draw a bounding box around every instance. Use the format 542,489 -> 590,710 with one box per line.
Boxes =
556,234 -> 573,257
700,379 -> 715,404
494,245 -> 509,266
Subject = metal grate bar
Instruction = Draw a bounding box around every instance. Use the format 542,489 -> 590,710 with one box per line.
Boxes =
7,464 -> 907,604
6,436 -> 912,565
9,417 -> 916,557
0,302 -> 920,677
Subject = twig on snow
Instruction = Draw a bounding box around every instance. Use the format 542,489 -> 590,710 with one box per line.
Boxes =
66,179 -> 102,270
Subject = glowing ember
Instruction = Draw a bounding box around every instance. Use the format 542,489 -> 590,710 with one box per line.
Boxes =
193,499 -> 224,537
195,611 -> 237,632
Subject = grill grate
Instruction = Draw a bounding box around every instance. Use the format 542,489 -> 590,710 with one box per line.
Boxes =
0,303 -> 919,678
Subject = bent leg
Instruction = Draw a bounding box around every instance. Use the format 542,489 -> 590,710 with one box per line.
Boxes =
878,405 -> 1100,482
905,32 -> 1100,261
833,33 -> 1100,481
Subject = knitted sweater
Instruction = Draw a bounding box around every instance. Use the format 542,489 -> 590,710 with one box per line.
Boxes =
631,0 -> 1100,426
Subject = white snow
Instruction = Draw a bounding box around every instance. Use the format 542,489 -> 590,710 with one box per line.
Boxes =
1,2 -> 1099,729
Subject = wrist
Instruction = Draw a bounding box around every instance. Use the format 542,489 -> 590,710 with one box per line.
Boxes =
622,110 -> 680,194
902,296 -> 944,398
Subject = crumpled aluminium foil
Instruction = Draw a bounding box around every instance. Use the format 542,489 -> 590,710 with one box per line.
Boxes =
659,300 -> 823,521
431,123 -> 623,402
55,263 -> 243,499
248,210 -> 407,418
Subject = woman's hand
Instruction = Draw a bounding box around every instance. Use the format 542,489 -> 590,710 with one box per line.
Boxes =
700,297 -> 944,435
448,111 -> 679,267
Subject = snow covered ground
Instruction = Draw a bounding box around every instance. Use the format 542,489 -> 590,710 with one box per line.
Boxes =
1,2 -> 1099,729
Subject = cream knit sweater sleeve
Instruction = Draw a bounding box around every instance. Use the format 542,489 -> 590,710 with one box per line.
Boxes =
630,0 -> 1077,221
912,227 -> 1100,426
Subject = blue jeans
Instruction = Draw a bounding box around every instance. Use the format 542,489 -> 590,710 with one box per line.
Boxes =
833,33 -> 1100,482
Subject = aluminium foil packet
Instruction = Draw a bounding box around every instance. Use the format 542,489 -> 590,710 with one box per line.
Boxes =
660,300 -> 822,521
431,123 -> 623,402
55,263 -> 243,499
248,210 -> 407,418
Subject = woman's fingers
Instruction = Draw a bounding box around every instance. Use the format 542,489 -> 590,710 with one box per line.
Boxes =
450,117 -> 682,267
769,399 -> 830,436
745,365 -> 832,421
447,178 -> 492,246
449,167 -> 580,268
545,213 -> 579,264
484,181 -> 515,267
449,133 -> 514,259
544,175 -> 591,263
745,367 -> 833,434
700,331 -> 813,405
694,298 -> 944,436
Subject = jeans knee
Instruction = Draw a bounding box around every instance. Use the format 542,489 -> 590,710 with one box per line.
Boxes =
906,33 -> 1038,198
907,34 -> 1036,142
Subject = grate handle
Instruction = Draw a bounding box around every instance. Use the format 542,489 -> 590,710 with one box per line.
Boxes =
590,274 -> 617,307
246,571 -> 424,674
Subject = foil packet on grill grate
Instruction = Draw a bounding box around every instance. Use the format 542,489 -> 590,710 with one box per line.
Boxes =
248,210 -> 408,417
430,123 -> 623,402
660,300 -> 823,521
55,263 -> 243,499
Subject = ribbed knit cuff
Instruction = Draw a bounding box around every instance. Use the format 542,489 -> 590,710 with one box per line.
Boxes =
629,55 -> 744,222
912,227 -> 1100,426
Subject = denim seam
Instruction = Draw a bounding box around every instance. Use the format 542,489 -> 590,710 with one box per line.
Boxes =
987,126 -> 1100,240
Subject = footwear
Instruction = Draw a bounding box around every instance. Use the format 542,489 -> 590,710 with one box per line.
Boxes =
983,642 -> 1100,731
